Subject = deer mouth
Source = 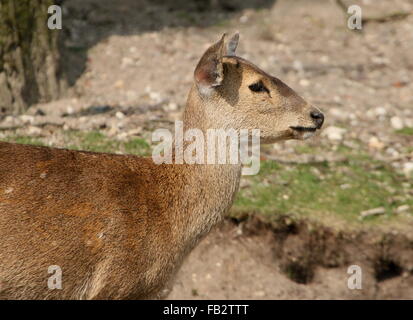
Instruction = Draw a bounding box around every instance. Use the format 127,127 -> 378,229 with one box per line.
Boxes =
290,126 -> 318,140
290,126 -> 317,133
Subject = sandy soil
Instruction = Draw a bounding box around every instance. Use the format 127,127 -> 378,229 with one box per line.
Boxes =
169,220 -> 413,299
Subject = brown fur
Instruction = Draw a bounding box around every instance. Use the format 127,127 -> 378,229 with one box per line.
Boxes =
0,34 -> 323,299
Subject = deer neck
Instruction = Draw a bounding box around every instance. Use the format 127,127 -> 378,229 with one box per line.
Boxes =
172,85 -> 242,245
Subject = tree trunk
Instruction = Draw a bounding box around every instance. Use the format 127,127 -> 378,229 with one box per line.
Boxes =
0,0 -> 66,115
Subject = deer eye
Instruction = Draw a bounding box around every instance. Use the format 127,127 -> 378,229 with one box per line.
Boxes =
248,81 -> 269,93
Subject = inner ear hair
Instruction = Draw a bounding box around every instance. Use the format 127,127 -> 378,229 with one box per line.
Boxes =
194,34 -> 227,91
194,33 -> 240,95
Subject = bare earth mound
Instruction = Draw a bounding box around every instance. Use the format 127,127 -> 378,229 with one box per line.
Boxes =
169,219 -> 413,299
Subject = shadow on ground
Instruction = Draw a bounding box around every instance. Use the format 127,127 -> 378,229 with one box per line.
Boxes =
62,0 -> 276,85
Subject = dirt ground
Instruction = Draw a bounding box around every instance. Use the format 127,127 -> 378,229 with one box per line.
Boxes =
1,0 -> 412,299
168,220 -> 413,299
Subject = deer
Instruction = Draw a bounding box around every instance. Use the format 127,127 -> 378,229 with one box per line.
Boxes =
0,33 -> 324,299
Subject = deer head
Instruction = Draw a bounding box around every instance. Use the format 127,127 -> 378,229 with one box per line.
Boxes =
191,33 -> 324,143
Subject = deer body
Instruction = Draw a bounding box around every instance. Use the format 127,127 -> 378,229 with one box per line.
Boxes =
0,34 -> 323,299
0,141 -> 240,299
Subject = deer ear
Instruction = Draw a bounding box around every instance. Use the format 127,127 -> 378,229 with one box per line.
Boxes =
194,34 -> 227,93
226,32 -> 239,56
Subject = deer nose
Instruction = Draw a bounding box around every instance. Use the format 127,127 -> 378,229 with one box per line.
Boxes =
310,111 -> 324,129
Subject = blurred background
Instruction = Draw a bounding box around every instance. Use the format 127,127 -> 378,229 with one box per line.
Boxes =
0,0 -> 412,299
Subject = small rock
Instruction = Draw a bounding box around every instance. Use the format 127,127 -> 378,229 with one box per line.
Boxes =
149,91 -> 162,103
114,80 -> 124,89
293,60 -> 304,73
404,118 -> 413,127
333,96 -> 342,103
299,79 -> 309,87
368,136 -> 385,150
374,107 -> 387,116
360,207 -> 385,218
321,126 -> 346,141
402,162 -> 413,176
386,147 -> 399,157
165,102 -> 178,111
115,111 -> 125,119
329,108 -> 347,121
66,106 -> 74,115
396,205 -> 410,214
126,90 -> 138,100
20,115 -> 34,124
107,126 -> 119,137
26,126 -> 42,135
4,116 -> 14,123
320,55 -> 329,63
390,116 -> 404,130
371,56 -> 389,65
126,127 -> 142,137
117,132 -> 128,140
239,15 -> 249,23
121,57 -> 134,68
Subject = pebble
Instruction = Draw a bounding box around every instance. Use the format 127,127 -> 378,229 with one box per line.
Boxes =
374,107 -> 387,116
320,55 -> 329,63
386,147 -> 399,157
26,126 -> 42,135
321,126 -> 346,141
121,57 -> 134,68
293,60 -> 304,73
126,128 -> 142,136
402,162 -> 413,176
20,115 -> 34,124
66,106 -> 74,115
149,91 -> 162,103
165,102 -> 178,111
115,111 -> 125,119
4,116 -> 14,123
360,207 -> 385,218
299,79 -> 309,87
390,116 -> 404,130
329,108 -> 347,121
368,136 -> 385,150
114,80 -> 124,89
396,205 -> 410,214
239,15 -> 249,23
107,126 -> 119,137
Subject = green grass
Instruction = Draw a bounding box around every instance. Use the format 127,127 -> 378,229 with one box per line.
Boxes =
65,130 -> 151,156
294,144 -> 314,154
65,131 -> 120,153
5,131 -> 151,156
4,135 -> 45,146
395,127 -> 413,136
232,150 -> 413,229
123,138 -> 151,156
